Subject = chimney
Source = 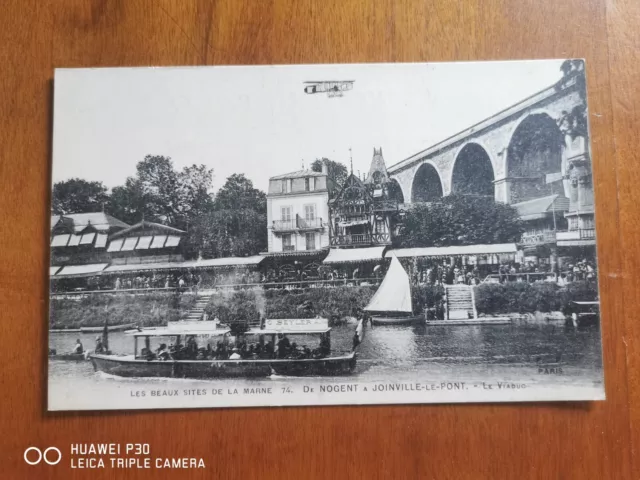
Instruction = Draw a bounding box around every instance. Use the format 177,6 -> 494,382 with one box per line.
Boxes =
321,160 -> 329,175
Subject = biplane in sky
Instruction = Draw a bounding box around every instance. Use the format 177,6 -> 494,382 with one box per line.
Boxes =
303,80 -> 354,97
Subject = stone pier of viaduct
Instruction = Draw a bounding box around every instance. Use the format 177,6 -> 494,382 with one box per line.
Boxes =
387,72 -> 591,211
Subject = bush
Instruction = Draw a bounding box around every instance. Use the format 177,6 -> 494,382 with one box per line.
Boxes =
49,292 -> 195,329
474,281 -> 598,315
203,286 -> 377,324
413,284 -> 445,313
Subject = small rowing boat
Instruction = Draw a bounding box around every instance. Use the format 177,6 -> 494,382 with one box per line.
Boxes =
80,323 -> 136,333
48,351 -> 88,361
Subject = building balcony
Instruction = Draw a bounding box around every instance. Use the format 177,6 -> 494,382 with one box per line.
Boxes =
556,228 -> 596,246
272,216 -> 324,233
297,217 -> 323,230
272,220 -> 297,232
372,200 -> 399,212
330,233 -> 391,246
282,245 -> 296,252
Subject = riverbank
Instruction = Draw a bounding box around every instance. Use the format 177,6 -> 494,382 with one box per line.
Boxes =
49,282 -> 597,329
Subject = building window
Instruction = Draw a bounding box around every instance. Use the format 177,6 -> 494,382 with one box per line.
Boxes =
305,178 -> 310,191
569,217 -> 578,230
281,206 -> 292,221
282,234 -> 293,251
305,233 -> 315,251
280,181 -> 286,193
310,177 -> 315,191
304,204 -> 316,221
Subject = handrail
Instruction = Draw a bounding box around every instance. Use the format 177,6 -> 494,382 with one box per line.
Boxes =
50,277 -> 383,297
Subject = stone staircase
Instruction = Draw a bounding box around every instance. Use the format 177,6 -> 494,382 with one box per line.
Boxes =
183,292 -> 213,321
445,285 -> 477,320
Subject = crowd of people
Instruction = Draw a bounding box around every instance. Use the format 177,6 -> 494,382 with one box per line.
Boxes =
113,272 -> 202,291
411,262 -> 483,286
140,333 -> 331,362
408,259 -> 597,286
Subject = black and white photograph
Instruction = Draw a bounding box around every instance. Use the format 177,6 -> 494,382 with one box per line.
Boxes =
48,60 -> 604,411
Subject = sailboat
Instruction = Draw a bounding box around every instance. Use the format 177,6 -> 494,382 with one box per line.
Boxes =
364,255 -> 423,325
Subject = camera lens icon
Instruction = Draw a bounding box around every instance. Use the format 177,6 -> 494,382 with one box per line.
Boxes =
24,447 -> 62,465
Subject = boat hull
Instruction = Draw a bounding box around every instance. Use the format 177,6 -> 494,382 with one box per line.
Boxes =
90,352 -> 357,379
371,315 -> 423,326
80,323 -> 136,333
49,352 -> 87,361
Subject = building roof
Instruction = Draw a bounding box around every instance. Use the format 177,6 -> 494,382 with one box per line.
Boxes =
103,262 -> 185,274
270,169 -> 326,180
511,194 -> 570,221
101,256 -> 265,275
323,246 -> 386,264
109,220 -> 185,240
389,243 -> 517,258
364,147 -> 390,185
188,256 -> 265,268
50,212 -> 129,233
55,263 -> 109,277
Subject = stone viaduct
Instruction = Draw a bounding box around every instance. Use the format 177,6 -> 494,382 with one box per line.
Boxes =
387,73 -> 590,209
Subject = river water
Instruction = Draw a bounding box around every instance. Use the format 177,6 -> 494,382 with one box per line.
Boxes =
48,320 -> 604,410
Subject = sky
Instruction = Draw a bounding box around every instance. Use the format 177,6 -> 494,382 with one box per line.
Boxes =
52,60 -> 565,193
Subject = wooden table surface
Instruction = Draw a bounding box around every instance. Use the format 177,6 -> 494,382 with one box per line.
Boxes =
1,1 -> 639,478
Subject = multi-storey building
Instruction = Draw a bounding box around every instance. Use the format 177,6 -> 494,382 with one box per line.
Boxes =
328,148 -> 402,249
323,148 -> 404,275
263,165 -> 330,279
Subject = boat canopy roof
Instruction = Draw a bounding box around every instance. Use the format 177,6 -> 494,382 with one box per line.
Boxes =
246,327 -> 331,335
129,321 -> 231,337
250,318 -> 331,335
130,328 -> 231,337
128,318 -> 331,337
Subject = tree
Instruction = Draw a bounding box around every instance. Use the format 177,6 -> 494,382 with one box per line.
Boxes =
52,178 -> 110,214
311,158 -> 348,199
107,155 -> 214,228
186,174 -> 268,258
395,195 -> 524,248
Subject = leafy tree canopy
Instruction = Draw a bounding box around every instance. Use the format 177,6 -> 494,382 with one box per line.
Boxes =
311,158 -> 348,199
396,195 -> 524,248
185,174 -> 267,259
107,155 -> 214,228
52,178 -> 110,214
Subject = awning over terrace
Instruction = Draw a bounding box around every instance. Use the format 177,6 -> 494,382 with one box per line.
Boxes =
323,246 -> 385,264
56,263 -> 109,277
388,243 -> 518,259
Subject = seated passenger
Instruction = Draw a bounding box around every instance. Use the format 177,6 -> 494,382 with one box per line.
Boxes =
186,336 -> 198,358
302,345 -> 312,359
73,339 -> 84,354
265,341 -> 275,358
276,334 -> 290,359
229,348 -> 242,360
289,342 -> 300,359
156,343 -> 172,361
95,336 -> 106,354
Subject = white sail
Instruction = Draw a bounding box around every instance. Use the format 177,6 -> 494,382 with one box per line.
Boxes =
364,255 -> 412,313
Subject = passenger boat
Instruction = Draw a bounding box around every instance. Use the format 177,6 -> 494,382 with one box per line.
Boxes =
364,255 -> 423,325
90,318 -> 358,379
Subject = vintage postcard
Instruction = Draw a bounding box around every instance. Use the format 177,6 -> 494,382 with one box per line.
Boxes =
48,60 -> 604,411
